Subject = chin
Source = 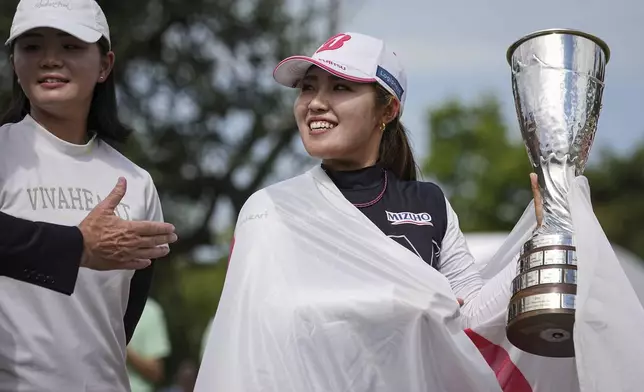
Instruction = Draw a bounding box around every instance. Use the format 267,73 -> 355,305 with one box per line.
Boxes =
30,92 -> 76,107
301,133 -> 340,156
29,83 -> 79,100
303,144 -> 345,161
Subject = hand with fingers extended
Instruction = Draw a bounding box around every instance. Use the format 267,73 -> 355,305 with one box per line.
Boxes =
78,177 -> 178,271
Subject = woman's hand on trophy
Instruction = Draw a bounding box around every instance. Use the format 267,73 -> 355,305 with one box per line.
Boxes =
530,173 -> 544,227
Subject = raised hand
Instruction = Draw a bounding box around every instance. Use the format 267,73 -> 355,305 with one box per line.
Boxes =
78,177 -> 177,271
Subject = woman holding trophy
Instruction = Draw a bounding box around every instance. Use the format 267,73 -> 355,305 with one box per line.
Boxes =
196,30 -> 644,391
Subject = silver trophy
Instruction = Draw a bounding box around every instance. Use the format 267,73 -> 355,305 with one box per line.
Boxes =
505,29 -> 610,358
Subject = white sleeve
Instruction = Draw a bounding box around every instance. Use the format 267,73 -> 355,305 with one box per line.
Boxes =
438,197 -> 516,329
144,173 -> 165,223
142,173 -> 169,255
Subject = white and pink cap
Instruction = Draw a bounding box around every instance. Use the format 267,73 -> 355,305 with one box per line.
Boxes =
273,32 -> 407,115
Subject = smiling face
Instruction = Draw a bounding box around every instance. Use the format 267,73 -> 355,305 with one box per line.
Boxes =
11,27 -> 114,118
293,66 -> 398,170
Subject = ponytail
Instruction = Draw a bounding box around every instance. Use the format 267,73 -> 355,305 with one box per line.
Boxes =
375,87 -> 418,181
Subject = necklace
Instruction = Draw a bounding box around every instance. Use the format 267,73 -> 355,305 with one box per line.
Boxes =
352,170 -> 388,208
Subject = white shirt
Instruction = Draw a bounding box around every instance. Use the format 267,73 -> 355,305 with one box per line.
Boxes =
439,198 -> 516,328
0,115 -> 165,392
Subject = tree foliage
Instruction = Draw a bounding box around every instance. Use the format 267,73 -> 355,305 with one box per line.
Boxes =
585,148 -> 644,258
0,0 -> 325,381
422,94 -> 644,260
422,95 -> 533,232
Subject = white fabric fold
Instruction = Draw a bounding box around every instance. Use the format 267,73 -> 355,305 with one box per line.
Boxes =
195,168 -> 644,392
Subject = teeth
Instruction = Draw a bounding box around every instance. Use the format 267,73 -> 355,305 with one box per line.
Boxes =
309,121 -> 335,130
42,79 -> 66,83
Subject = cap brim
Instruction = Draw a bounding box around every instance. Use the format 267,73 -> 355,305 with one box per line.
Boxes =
5,19 -> 102,46
273,55 -> 376,88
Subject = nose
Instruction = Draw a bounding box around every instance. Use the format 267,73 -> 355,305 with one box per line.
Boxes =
38,46 -> 63,69
308,90 -> 329,113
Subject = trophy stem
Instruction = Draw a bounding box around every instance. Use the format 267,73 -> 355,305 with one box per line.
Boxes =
534,157 -> 576,237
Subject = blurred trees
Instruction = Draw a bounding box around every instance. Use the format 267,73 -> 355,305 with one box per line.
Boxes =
0,0 -> 325,383
585,147 -> 644,258
422,95 -> 644,259
101,0 -> 325,380
422,95 -> 532,232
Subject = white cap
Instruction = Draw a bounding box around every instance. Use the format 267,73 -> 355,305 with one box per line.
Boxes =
5,0 -> 111,48
273,32 -> 407,115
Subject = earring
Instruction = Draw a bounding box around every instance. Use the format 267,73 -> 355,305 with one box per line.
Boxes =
381,122 -> 386,131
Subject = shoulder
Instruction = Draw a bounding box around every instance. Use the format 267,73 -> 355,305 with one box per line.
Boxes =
0,121 -> 22,144
243,172 -> 307,207
235,188 -> 273,230
391,174 -> 450,235
95,141 -> 158,192
0,122 -> 14,135
234,173 -> 306,231
96,141 -> 152,179
0,121 -> 19,133
415,180 -> 446,199
0,121 -> 30,179
394,174 -> 447,205
95,141 -> 162,217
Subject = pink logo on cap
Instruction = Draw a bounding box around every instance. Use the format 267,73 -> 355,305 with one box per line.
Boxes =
315,33 -> 351,54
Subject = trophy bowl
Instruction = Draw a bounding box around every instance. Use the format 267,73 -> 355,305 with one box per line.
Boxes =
505,28 -> 610,358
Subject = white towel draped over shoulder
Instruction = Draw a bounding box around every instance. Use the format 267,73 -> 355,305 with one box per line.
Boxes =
195,167 -> 644,392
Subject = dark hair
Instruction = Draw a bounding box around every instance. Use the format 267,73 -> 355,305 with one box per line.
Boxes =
375,86 -> 418,181
1,37 -> 131,148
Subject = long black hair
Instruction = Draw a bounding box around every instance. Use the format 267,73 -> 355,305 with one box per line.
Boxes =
1,37 -> 132,148
375,86 -> 418,181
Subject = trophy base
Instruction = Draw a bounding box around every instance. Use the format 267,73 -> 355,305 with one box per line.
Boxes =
507,290 -> 576,358
507,234 -> 577,358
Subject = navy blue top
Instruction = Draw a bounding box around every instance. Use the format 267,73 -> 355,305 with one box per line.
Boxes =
323,164 -> 448,269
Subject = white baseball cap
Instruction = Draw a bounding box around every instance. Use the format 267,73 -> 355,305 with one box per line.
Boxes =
273,32 -> 407,115
5,0 -> 111,48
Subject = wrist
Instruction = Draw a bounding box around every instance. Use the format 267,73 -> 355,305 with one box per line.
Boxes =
77,224 -> 90,268
80,249 -> 90,268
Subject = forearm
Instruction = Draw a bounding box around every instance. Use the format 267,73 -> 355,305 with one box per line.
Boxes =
0,212 -> 82,295
459,260 -> 516,329
438,197 -> 517,329
127,348 -> 164,383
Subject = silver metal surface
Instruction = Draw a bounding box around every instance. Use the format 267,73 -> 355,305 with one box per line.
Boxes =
508,293 -> 577,322
521,234 -> 575,255
506,28 -> 610,64
508,28 -> 609,238
517,248 -> 577,274
506,30 -> 609,357
512,267 -> 577,295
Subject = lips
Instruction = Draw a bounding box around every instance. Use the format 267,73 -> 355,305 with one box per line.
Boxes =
37,75 -> 70,84
309,120 -> 336,131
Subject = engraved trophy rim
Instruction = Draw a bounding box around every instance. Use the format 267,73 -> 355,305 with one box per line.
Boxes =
506,28 -> 611,65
